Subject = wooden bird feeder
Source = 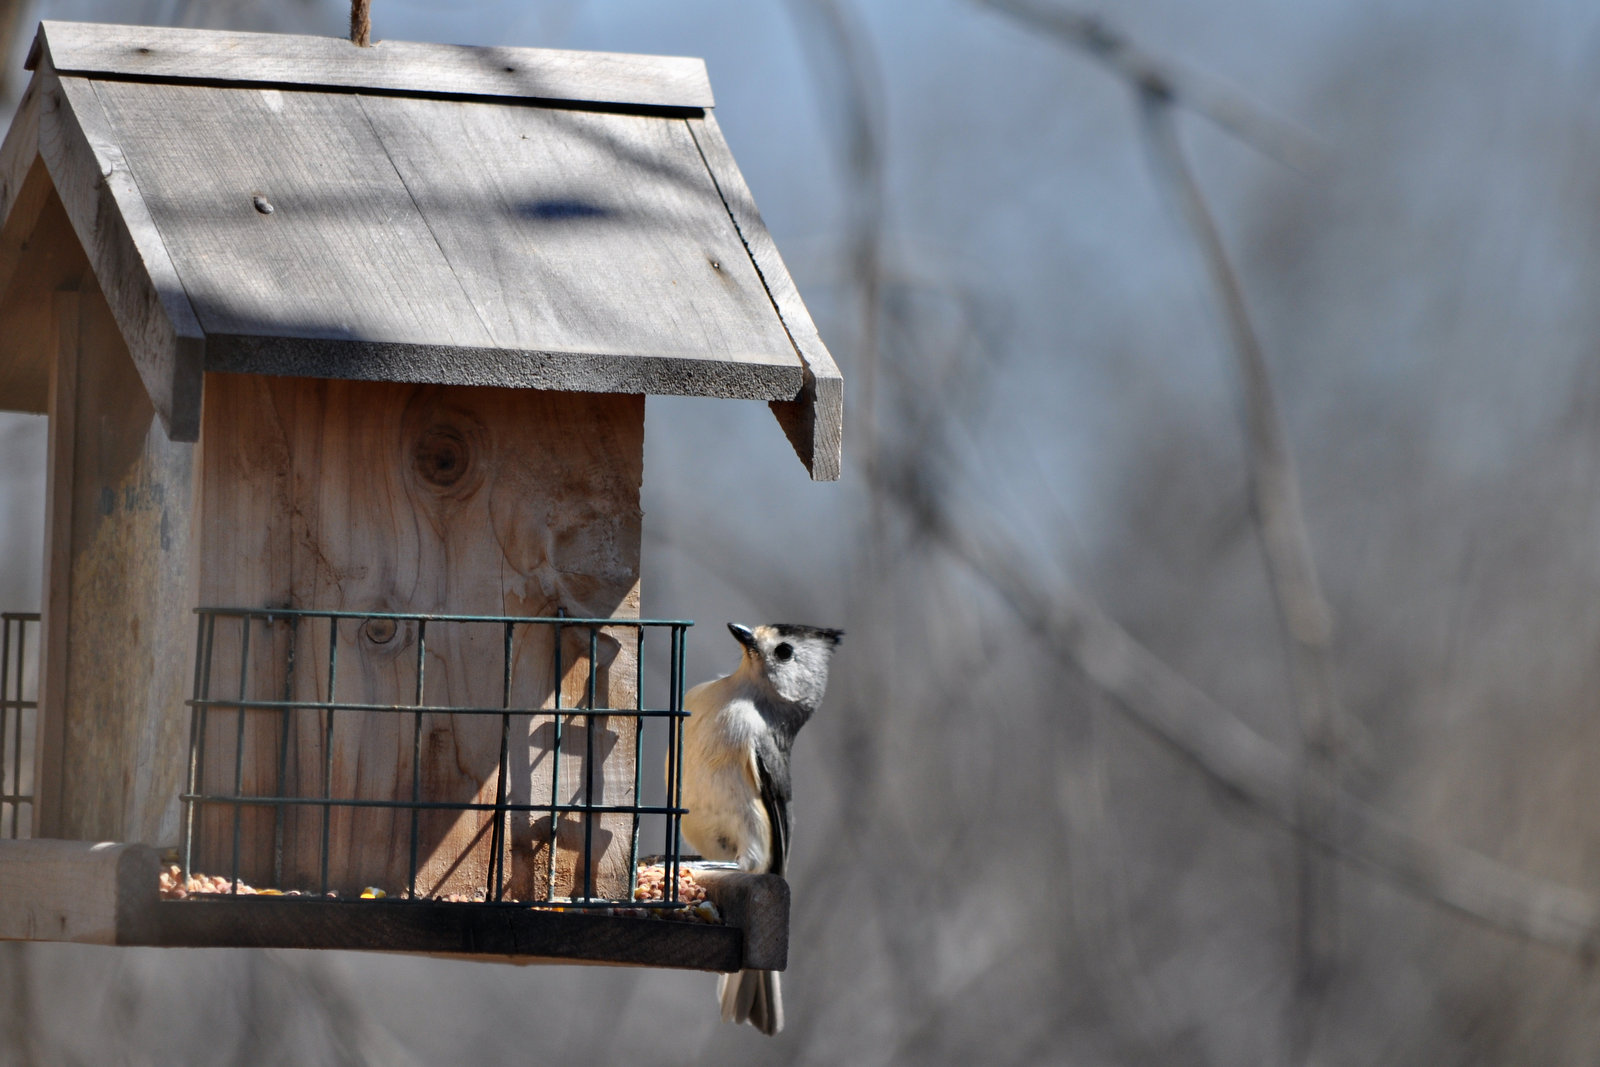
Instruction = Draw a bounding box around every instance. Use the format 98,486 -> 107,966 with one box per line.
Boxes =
0,20 -> 838,971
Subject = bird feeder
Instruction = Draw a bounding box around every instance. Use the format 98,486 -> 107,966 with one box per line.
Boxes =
0,20 -> 837,971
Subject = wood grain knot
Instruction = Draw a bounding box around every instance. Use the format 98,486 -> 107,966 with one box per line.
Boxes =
361,618 -> 398,645
413,426 -> 472,488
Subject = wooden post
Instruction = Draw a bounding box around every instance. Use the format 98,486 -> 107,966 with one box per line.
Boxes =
33,287 -> 77,838
31,224 -> 199,845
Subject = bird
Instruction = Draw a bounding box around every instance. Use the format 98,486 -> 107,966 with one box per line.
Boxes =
677,621 -> 844,1036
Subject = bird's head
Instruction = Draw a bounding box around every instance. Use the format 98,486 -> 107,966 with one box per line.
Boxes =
728,622 -> 843,709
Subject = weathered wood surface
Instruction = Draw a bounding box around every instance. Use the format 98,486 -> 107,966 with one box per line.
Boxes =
33,62 -> 205,441
0,843 -> 784,971
34,280 -> 199,844
0,839 -> 159,944
196,375 -> 644,900
688,113 -> 844,481
358,94 -> 802,393
83,79 -> 803,405
92,80 -> 496,350
0,65 -> 45,300
2,22 -> 838,476
146,898 -> 745,969
31,21 -> 714,110
0,70 -> 53,413
696,869 -> 790,970
32,289 -> 79,838
0,840 -> 781,972
201,335 -> 803,401
0,188 -> 76,414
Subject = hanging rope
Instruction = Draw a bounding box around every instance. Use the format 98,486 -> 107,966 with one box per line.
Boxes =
350,0 -> 371,47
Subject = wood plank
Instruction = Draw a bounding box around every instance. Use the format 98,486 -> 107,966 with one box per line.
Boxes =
0,65 -> 45,298
32,289 -> 81,839
31,21 -> 714,110
42,275 -> 199,845
0,190 -> 83,416
12,35 -> 833,447
91,80 -> 494,359
0,155 -> 53,329
688,113 -> 845,481
358,96 -> 803,391
145,897 -> 744,969
33,62 -> 205,441
696,869 -> 790,970
0,841 -> 781,972
197,376 -> 644,901
201,334 -> 804,402
0,840 -> 159,944
90,81 -> 803,403
0,70 -> 53,412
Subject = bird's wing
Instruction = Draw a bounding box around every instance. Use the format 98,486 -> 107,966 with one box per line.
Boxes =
753,739 -> 791,878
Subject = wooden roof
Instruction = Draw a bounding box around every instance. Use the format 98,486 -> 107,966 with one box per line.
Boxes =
0,21 -> 841,479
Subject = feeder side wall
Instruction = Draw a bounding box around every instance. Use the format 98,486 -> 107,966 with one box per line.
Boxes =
194,375 -> 644,899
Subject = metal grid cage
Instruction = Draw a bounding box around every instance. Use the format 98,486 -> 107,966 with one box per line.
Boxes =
0,612 -> 38,840
180,606 -> 693,910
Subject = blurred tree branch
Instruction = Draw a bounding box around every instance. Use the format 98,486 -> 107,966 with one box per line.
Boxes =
975,0 -> 1343,1031
1139,91 -> 1341,1042
969,0 -> 1325,171
782,0 -> 887,533
781,0 -> 895,875
881,463 -> 1600,957
958,0 -> 1600,1005
783,3 -> 1600,1055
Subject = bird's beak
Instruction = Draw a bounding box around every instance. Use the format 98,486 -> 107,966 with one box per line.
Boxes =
727,623 -> 758,652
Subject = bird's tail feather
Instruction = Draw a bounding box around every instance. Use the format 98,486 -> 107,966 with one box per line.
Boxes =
717,968 -> 783,1035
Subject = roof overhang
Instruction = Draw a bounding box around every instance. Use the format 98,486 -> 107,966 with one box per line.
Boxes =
0,21 -> 841,479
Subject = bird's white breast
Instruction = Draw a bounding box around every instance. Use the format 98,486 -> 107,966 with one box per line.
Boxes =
677,674 -> 772,869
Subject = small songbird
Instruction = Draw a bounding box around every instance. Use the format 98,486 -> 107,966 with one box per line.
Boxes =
679,621 -> 844,1036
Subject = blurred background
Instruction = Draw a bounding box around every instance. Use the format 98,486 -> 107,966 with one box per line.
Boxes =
7,0 -> 1600,1063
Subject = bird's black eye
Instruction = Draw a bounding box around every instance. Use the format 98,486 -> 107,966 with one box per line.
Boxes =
773,642 -> 793,661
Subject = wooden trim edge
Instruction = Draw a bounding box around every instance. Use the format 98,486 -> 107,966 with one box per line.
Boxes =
31,22 -> 715,111
696,869 -> 790,971
686,113 -> 843,481
0,839 -> 789,972
143,897 -> 746,971
33,58 -> 206,442
0,840 -> 159,944
0,67 -> 46,289
203,335 -> 806,402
